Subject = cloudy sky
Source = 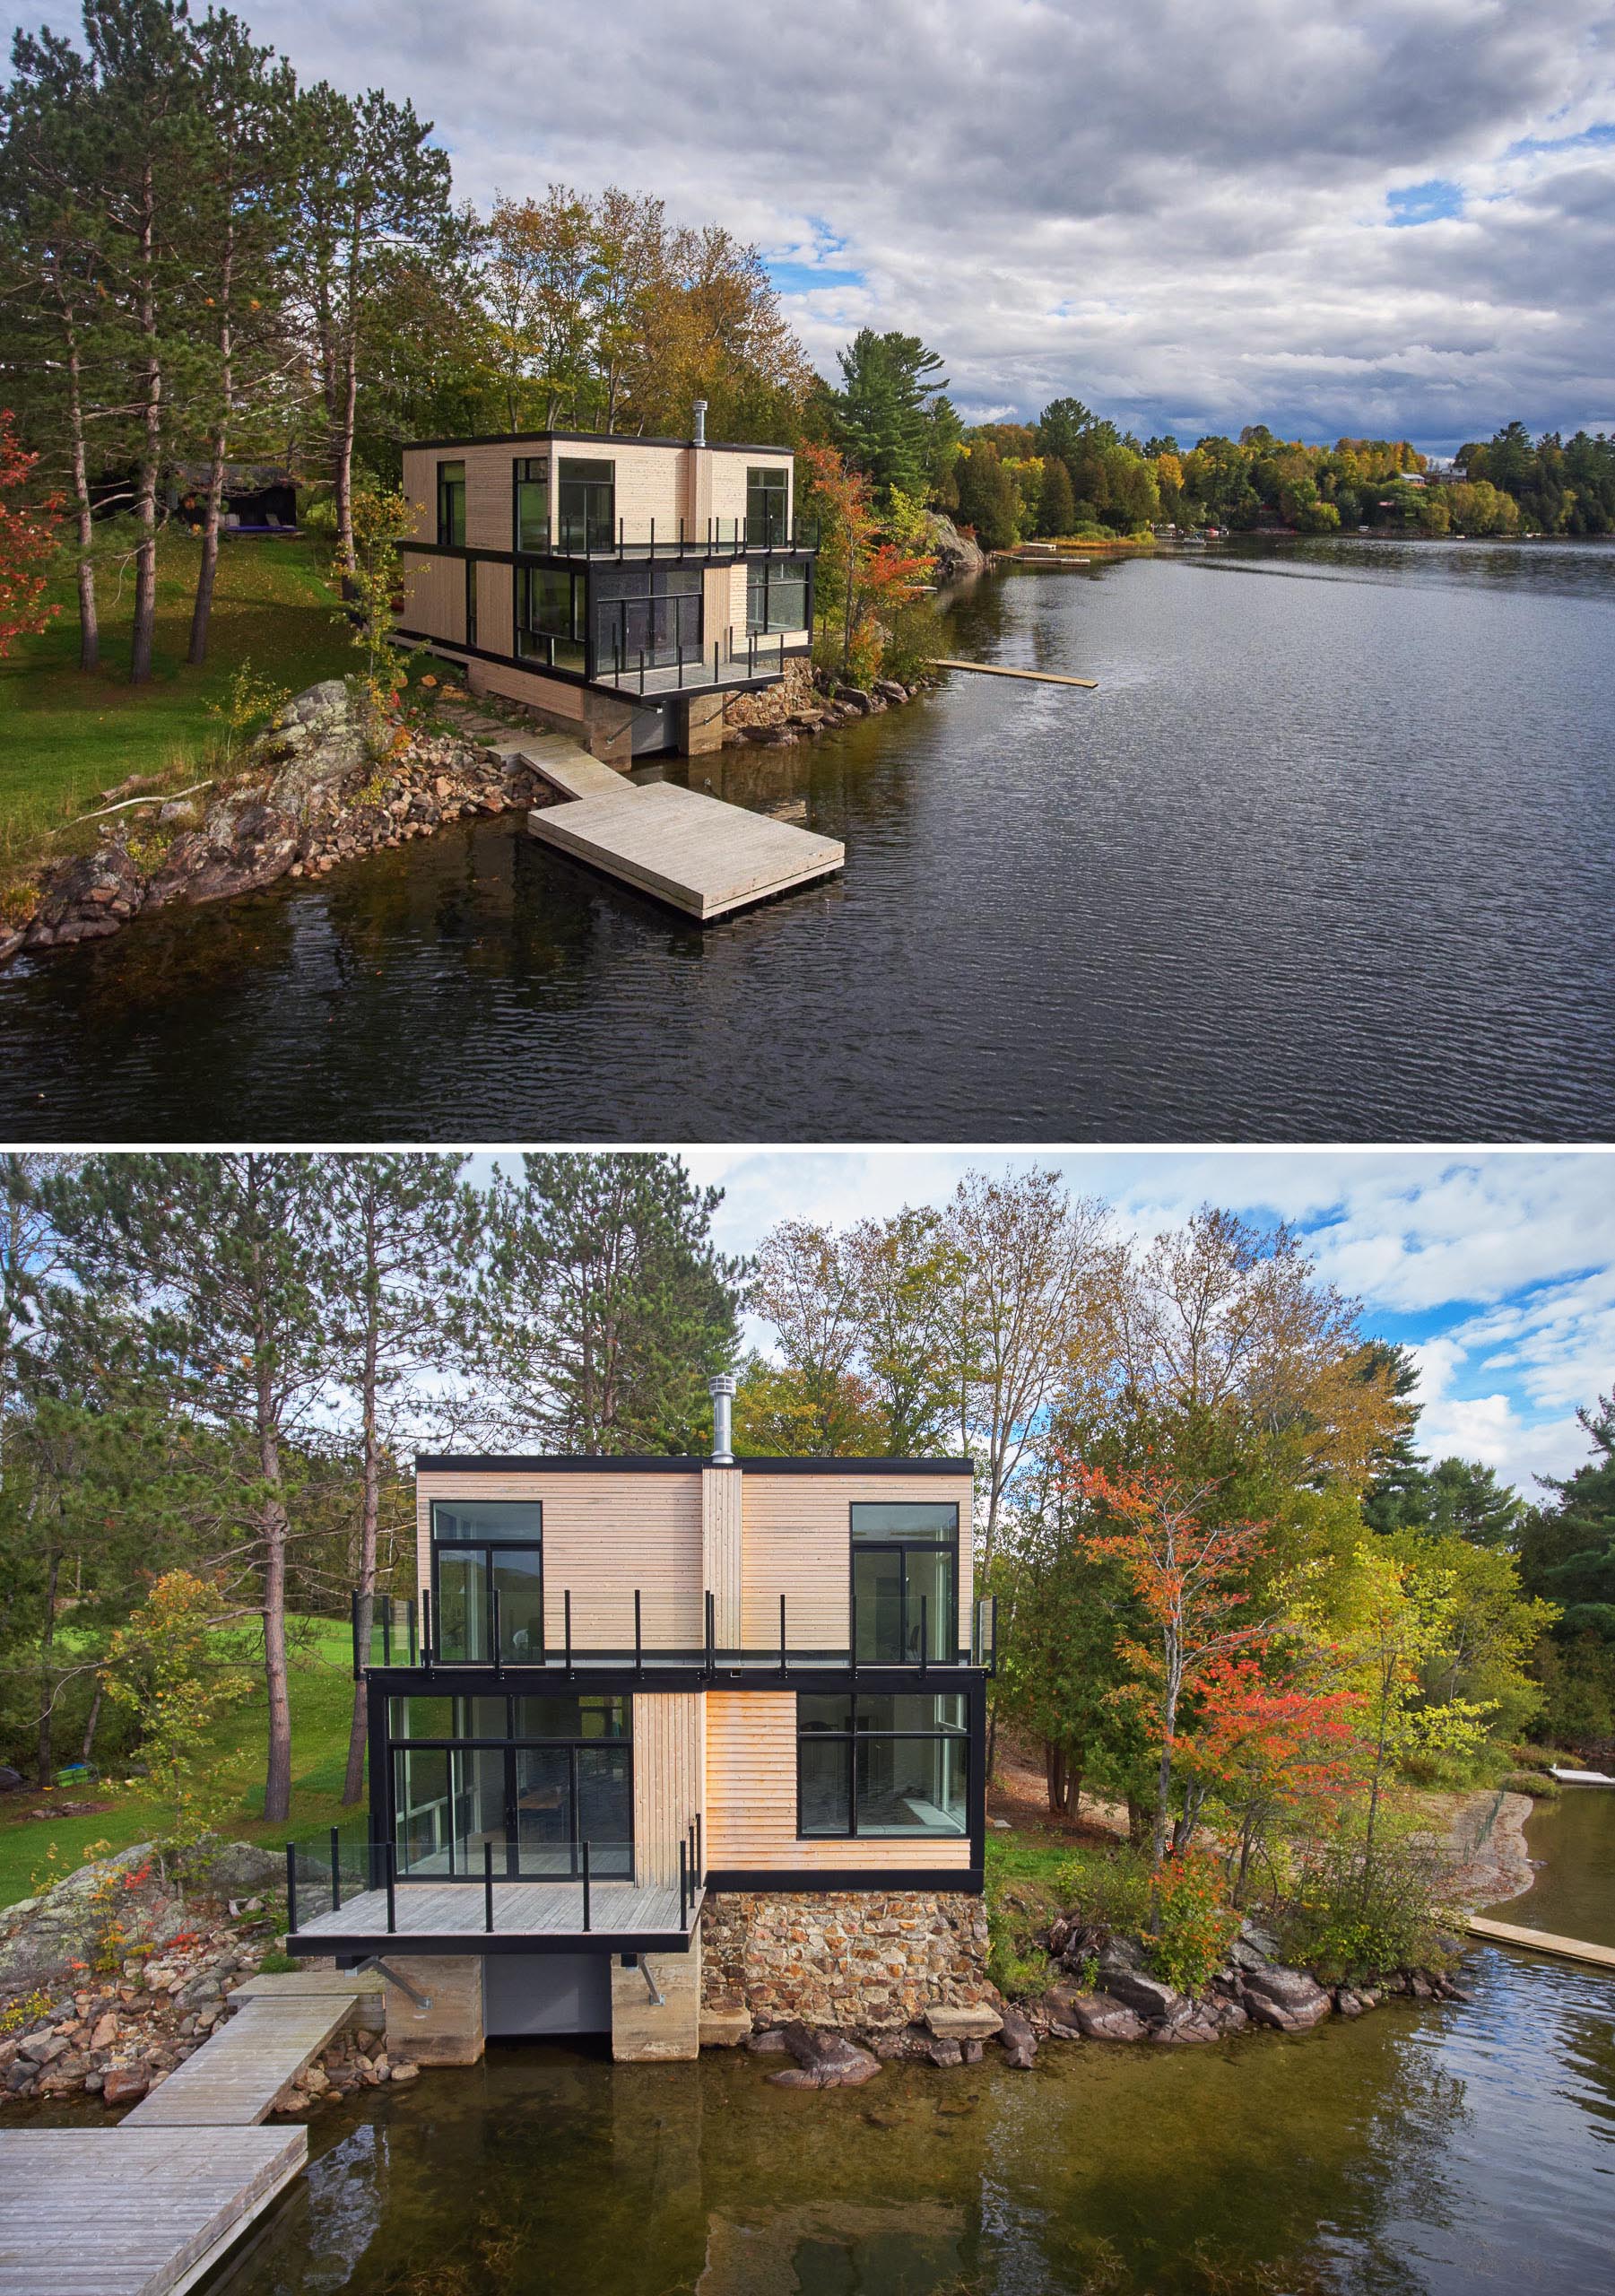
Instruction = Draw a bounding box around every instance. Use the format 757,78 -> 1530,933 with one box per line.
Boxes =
659,1147 -> 1611,1496
12,0 -> 1611,448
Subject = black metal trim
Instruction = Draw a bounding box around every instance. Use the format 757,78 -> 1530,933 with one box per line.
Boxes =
847,1501 -> 961,1667
287,1926 -> 699,1958
794,1682 -> 975,1846
415,1454 -> 975,1474
405,426 -> 798,457
369,1664 -> 983,1697
704,1868 -> 984,1895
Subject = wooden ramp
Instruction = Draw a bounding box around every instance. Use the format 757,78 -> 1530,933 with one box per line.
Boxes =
0,2126 -> 305,2296
931,657 -> 1098,690
126,1988 -> 363,2127
1466,1914 -> 1615,1971
525,772 -> 843,921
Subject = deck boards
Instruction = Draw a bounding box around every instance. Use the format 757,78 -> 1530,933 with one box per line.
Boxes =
293,1874 -> 692,1944
526,778 -> 843,919
0,2127 -> 306,2296
126,1994 -> 362,2128
1466,1914 -> 1615,1970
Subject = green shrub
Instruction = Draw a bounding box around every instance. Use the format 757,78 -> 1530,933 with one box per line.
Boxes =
1276,1839 -> 1457,1984
881,597 -> 944,686
1508,1743 -> 1565,1773
1054,1843 -> 1151,1940
255,1947 -> 302,1975
1147,1849 -> 1239,1996
1499,1769 -> 1561,1798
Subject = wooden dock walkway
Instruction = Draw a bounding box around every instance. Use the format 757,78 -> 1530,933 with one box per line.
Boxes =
0,2126 -> 306,2296
1466,1914 -> 1615,1971
930,657 -> 1098,690
525,772 -> 843,920
290,1874 -> 700,1958
126,1984 -> 369,2127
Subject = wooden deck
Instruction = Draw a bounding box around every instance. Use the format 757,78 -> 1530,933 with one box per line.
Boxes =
931,657 -> 1098,689
526,778 -> 843,920
0,2126 -> 306,2296
126,1989 -> 366,2128
290,1874 -> 700,1957
1466,1914 -> 1615,1971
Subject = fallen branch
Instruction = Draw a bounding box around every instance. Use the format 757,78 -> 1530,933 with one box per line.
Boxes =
63,779 -> 213,831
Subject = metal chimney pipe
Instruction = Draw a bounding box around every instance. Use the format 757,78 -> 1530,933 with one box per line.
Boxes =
692,398 -> 708,447
708,1372 -> 735,1464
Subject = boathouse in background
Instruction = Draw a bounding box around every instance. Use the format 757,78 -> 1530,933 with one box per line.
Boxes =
396,411 -> 816,762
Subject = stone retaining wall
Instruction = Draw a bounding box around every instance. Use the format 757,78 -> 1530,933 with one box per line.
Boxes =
700,1890 -> 992,2031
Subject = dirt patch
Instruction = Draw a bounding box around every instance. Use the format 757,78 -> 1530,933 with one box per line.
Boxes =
988,1739 -> 1129,1848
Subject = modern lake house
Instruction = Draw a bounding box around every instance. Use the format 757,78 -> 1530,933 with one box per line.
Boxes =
397,413 -> 816,763
288,1381 -> 994,2063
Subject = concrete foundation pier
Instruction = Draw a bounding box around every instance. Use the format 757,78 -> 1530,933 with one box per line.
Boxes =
382,1955 -> 486,2067
610,1933 -> 702,2062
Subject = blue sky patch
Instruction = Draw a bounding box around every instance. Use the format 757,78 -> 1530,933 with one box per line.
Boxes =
768,260 -> 865,297
1387,178 -> 1464,226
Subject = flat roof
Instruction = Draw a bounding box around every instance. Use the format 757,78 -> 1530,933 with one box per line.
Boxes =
415,1454 -> 973,1475
403,427 -> 795,457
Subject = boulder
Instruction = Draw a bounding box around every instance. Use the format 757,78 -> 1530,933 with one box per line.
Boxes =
184,1839 -> 282,1897
997,2006 -> 1038,2069
832,685 -> 873,714
101,2064 -> 149,2107
770,2022 -> 882,2088
1043,1983 -> 1148,2042
0,1843 -> 168,1994
744,2028 -> 789,2053
699,2008 -> 752,2048
922,2004 -> 1003,2042
23,844 -> 146,949
1242,1965 -> 1332,2032
1097,1965 -> 1189,2026
1151,2004 -> 1221,2045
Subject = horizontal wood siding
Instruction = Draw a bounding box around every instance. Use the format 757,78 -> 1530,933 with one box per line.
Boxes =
704,1692 -> 971,1873
467,657 -> 585,719
476,560 -> 513,659
414,1470 -> 703,1648
740,1474 -> 975,1654
402,449 -> 435,542
465,449 -> 510,552
631,1692 -> 705,1887
401,551 -> 463,643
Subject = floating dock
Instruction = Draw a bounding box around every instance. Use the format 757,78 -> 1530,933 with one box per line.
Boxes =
504,734 -> 844,921
1465,1914 -> 1615,1971
930,657 -> 1098,690
125,1978 -> 373,2128
0,2126 -> 307,2296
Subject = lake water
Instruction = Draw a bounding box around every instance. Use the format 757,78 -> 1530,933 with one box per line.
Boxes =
3,539 -> 1613,1142
207,1793 -> 1615,2296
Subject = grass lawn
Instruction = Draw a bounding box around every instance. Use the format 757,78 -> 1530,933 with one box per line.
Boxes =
0,528 -> 355,885
0,1615 -> 363,1910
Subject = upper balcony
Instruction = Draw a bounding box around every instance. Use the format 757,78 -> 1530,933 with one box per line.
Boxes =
349,1589 -> 998,1688
543,517 -> 820,563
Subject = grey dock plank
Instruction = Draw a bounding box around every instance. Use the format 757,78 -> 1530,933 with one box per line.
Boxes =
1466,1913 -> 1615,1970
930,656 -> 1098,689
0,2126 -> 305,2296
126,1994 -> 359,2126
527,779 -> 843,919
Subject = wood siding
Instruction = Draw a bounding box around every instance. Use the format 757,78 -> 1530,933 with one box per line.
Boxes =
740,1474 -> 976,1654
703,1692 -> 972,1873
401,551 -> 463,643
414,1470 -> 702,1648
702,1469 -> 742,1646
631,1692 -> 705,1887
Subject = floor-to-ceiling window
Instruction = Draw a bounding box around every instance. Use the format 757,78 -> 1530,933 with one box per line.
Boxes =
513,455 -> 549,551
437,459 -> 466,547
746,465 -> 789,544
390,1692 -> 632,1879
850,1501 -> 958,1663
557,457 -> 615,551
797,1692 -> 968,1838
431,1500 -> 543,1664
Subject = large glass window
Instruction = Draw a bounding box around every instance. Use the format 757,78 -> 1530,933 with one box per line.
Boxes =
851,1501 -> 958,1663
430,1500 -> 543,1663
390,1692 -> 632,1881
513,456 -> 549,551
437,459 -> 466,547
797,1692 -> 968,1839
746,465 -> 789,544
515,566 -> 586,672
745,558 -> 810,635
558,457 -> 615,552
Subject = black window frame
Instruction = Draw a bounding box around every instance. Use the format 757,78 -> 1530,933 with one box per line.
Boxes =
430,1498 -> 544,1665
514,563 -> 587,673
746,464 -> 789,544
437,458 -> 466,548
848,1500 -> 959,1665
557,456 -> 616,552
512,455 -> 550,553
388,1689 -> 632,1883
744,556 -> 812,636
794,1690 -> 969,1841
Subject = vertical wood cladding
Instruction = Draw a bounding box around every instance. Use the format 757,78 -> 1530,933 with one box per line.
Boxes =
631,1691 -> 706,1887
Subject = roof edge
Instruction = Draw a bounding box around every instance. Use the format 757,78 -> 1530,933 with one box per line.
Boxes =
414,1454 -> 974,1476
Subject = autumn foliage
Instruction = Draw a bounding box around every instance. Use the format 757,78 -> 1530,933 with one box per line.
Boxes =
0,412 -> 61,657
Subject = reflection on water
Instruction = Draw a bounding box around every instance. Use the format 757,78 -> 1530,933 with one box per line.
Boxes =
214,1807 -> 1615,2296
1503,1790 -> 1615,1949
3,537 -> 1614,1141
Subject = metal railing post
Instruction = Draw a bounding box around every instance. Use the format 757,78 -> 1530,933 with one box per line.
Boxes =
679,1838 -> 688,1929
491,1587 -> 504,1680
484,1839 -> 494,1935
351,1591 -> 361,1683
778,1592 -> 787,1677
421,1589 -> 434,1678
407,1596 -> 416,1666
695,1812 -> 703,1884
850,1592 -> 858,1681
618,516 -> 624,561
564,1589 -> 573,1681
993,1595 -> 999,1677
386,1840 -> 397,1933
705,1588 -> 715,1675
649,516 -> 656,561
920,1595 -> 928,1681
330,1826 -> 342,1912
634,1588 -> 643,1675
582,1839 -> 592,1933
381,1601 -> 392,1667
284,1843 -> 296,1938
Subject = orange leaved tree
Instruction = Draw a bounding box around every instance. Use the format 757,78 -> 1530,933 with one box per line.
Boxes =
0,412 -> 62,657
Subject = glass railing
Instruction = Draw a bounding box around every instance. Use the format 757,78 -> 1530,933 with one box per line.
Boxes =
282,1831 -> 698,1938
545,517 -> 818,560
